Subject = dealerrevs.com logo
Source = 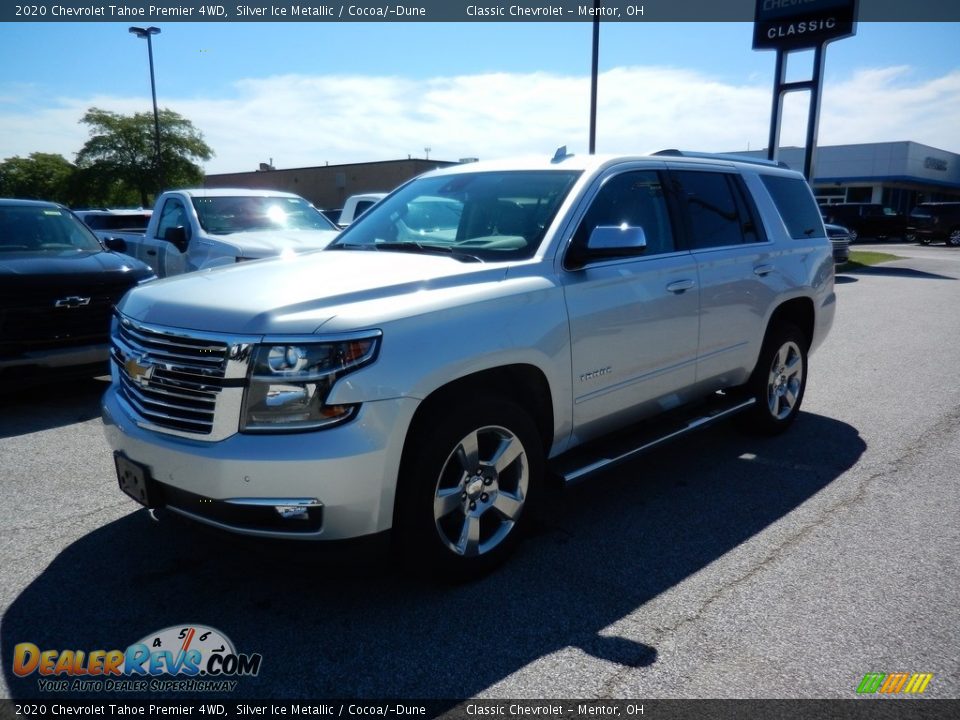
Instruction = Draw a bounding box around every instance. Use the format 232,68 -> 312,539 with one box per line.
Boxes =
857,672 -> 934,695
13,625 -> 262,693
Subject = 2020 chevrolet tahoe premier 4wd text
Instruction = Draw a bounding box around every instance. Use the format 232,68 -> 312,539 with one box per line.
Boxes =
102,151 -> 835,577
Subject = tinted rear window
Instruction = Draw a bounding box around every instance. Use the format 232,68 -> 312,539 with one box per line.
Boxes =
761,175 -> 824,239
81,214 -> 150,231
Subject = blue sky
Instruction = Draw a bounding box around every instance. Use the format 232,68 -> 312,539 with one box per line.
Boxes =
1,21 -> 957,173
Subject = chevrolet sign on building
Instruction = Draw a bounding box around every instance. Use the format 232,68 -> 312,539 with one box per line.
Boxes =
753,0 -> 858,51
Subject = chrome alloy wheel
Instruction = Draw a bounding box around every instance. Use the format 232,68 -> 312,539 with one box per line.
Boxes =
767,340 -> 804,421
432,424 -> 529,557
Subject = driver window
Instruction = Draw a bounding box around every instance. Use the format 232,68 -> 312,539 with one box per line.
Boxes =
571,170 -> 675,261
156,199 -> 189,241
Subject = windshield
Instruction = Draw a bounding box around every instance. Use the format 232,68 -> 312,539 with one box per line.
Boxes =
0,205 -> 103,254
191,195 -> 339,235
330,170 -> 581,261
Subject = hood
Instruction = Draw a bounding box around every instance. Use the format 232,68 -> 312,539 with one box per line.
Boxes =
117,249 -> 510,336
0,249 -> 153,294
211,229 -> 340,256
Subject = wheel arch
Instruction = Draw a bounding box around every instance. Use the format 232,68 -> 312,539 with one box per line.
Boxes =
765,297 -> 815,351
404,364 -> 554,455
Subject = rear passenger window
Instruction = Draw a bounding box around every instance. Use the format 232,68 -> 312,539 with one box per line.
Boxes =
760,175 -> 824,239
571,170 -> 675,259
673,171 -> 763,249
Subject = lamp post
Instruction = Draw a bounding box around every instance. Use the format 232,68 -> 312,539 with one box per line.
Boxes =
589,1 -> 600,154
129,26 -> 163,191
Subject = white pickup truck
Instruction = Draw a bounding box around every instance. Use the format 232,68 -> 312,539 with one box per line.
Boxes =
100,188 -> 340,277
336,192 -> 387,228
103,150 -> 835,578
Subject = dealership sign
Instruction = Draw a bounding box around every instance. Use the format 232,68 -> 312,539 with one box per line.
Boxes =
753,0 -> 858,50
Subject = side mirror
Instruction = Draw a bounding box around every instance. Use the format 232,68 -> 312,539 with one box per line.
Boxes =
164,225 -> 190,253
103,236 -> 128,253
566,225 -> 648,271
587,224 -> 647,253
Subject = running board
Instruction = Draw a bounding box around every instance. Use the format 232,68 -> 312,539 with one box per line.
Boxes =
551,395 -> 756,485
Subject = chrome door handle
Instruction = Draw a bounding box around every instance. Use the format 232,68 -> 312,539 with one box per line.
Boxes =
754,264 -> 774,276
666,279 -> 696,293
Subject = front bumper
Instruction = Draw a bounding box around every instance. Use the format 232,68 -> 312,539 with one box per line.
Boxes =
102,386 -> 419,540
0,342 -> 108,371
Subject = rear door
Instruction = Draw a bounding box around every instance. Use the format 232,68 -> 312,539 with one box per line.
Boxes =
668,166 -> 776,387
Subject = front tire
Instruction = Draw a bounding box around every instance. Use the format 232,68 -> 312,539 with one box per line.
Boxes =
947,228 -> 960,247
396,396 -> 544,579
740,324 -> 808,436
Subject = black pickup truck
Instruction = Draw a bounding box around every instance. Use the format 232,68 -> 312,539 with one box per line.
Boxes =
0,198 -> 155,387
907,202 -> 960,246
819,203 -> 908,242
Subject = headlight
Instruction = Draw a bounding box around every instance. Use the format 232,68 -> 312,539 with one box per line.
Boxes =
240,333 -> 380,432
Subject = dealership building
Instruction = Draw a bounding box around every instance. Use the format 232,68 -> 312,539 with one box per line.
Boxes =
740,141 -> 960,213
205,141 -> 960,217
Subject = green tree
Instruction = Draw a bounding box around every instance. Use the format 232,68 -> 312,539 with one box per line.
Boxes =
0,152 -> 77,204
75,107 -> 214,207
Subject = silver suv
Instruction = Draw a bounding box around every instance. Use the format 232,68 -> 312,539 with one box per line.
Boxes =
102,150 -> 835,577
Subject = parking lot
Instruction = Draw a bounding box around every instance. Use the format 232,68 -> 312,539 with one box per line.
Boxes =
1,241 -> 958,702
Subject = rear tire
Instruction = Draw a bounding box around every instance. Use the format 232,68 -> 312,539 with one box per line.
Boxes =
947,228 -> 960,247
739,324 -> 808,436
395,395 -> 544,580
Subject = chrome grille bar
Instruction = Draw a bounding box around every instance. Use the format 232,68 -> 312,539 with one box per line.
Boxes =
111,314 -> 258,441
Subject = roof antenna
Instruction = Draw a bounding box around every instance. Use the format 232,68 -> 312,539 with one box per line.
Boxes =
551,146 -> 573,163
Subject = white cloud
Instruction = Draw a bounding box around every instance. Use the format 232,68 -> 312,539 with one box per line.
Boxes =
1,65 -> 958,174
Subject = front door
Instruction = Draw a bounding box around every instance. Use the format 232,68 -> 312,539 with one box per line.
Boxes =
562,168 -> 700,442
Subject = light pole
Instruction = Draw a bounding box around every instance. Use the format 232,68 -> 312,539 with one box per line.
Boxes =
129,26 -> 163,192
589,1 -> 601,154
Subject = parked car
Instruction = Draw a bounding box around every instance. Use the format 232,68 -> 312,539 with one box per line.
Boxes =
0,198 -> 155,386
103,150 -> 835,578
824,223 -> 851,264
906,202 -> 960,246
105,188 -> 341,278
819,203 -> 907,242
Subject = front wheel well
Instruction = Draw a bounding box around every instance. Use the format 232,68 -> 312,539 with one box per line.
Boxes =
404,365 -> 554,455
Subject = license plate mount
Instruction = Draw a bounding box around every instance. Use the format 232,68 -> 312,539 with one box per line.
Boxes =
115,453 -> 156,508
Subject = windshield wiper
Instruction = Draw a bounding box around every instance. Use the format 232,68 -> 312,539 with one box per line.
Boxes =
373,241 -> 483,263
329,242 -> 378,251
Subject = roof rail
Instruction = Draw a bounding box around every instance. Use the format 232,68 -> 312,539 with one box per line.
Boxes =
653,149 -> 790,169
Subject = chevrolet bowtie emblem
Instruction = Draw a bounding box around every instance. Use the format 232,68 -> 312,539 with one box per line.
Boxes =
124,355 -> 155,386
54,296 -> 91,308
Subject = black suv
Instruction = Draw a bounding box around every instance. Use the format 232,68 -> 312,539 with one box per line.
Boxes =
907,203 -> 960,247
819,203 -> 907,242
0,198 -> 155,386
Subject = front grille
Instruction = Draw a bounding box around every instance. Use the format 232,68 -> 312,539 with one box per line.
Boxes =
0,288 -> 126,355
112,315 -> 255,440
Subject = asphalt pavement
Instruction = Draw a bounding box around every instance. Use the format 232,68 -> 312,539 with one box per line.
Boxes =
1,242 -> 958,705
